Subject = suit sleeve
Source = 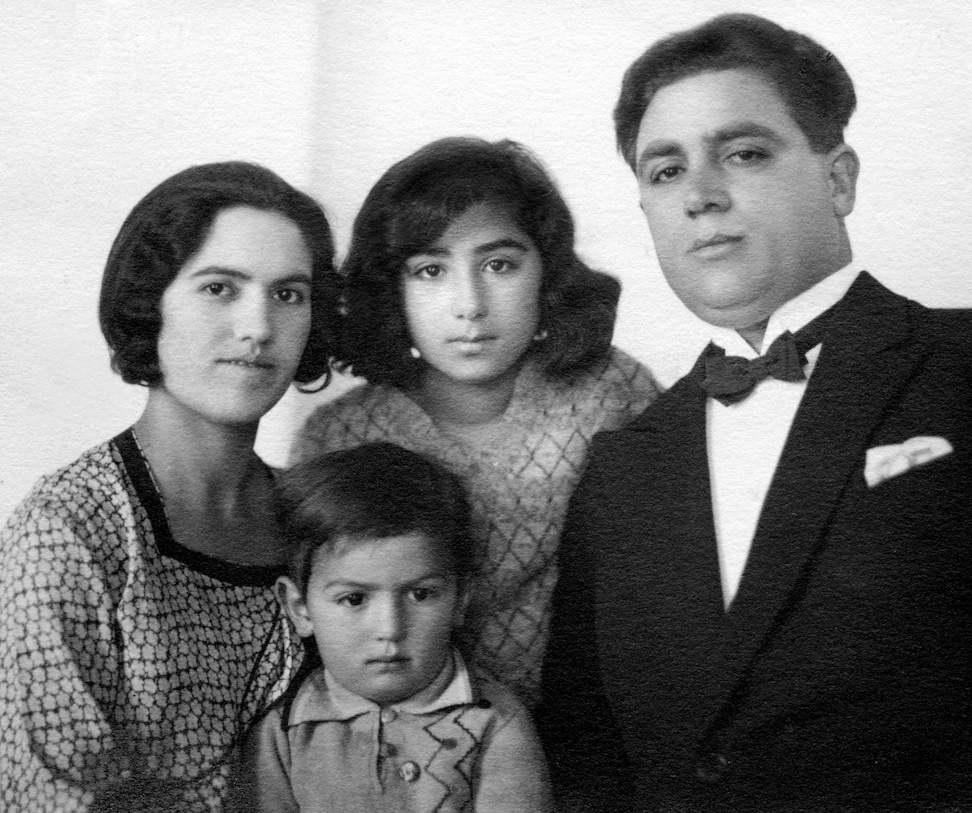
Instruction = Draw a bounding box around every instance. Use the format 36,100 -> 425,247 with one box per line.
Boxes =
536,436 -> 635,813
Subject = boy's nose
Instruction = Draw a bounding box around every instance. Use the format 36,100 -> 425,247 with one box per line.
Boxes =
373,597 -> 406,642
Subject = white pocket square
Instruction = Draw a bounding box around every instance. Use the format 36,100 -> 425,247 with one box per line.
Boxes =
864,436 -> 953,488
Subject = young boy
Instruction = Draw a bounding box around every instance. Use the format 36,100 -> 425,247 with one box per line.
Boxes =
230,442 -> 552,813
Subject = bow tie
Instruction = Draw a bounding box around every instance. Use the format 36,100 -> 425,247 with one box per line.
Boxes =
699,325 -> 823,406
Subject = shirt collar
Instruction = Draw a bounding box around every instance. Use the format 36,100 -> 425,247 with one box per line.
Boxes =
708,263 -> 862,358
287,649 -> 476,727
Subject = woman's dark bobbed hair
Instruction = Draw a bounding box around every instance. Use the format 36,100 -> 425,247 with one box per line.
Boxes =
337,137 -> 621,390
99,161 -> 338,387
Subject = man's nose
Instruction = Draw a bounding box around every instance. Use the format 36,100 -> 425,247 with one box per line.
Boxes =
684,164 -> 730,217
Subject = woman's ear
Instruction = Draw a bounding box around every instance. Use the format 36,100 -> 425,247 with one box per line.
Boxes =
276,575 -> 314,638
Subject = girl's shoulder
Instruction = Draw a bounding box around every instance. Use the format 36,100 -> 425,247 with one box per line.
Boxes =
549,346 -> 661,421
291,380 -> 426,463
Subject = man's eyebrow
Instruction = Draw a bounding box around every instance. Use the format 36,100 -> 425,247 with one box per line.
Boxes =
636,140 -> 683,176
707,122 -> 786,147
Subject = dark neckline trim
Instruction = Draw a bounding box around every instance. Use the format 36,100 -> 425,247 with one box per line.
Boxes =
113,428 -> 282,587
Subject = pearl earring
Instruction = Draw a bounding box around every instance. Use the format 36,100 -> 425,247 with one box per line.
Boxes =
533,329 -> 549,342
409,346 -> 422,359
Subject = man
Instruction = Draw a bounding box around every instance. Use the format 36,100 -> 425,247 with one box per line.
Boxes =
538,14 -> 972,812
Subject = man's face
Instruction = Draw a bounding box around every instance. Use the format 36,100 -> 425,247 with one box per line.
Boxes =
634,69 -> 855,335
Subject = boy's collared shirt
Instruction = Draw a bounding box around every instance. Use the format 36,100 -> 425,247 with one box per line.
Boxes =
230,650 -> 552,813
707,264 -> 861,607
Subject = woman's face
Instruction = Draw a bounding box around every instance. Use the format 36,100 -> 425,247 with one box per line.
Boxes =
155,205 -> 313,426
402,201 -> 543,393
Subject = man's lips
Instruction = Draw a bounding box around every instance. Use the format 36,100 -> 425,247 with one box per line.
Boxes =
690,234 -> 743,254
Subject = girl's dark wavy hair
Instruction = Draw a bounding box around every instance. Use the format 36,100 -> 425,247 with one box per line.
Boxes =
274,442 -> 474,721
337,137 -> 621,389
99,161 -> 338,388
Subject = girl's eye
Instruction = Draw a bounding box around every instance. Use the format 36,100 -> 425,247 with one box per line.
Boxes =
273,287 -> 306,305
339,593 -> 365,608
410,587 -> 434,602
485,258 -> 515,274
405,262 -> 444,280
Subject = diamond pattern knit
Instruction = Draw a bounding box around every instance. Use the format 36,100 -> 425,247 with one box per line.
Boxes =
292,348 -> 658,708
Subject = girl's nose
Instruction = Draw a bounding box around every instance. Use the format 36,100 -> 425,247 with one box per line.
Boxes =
451,268 -> 487,320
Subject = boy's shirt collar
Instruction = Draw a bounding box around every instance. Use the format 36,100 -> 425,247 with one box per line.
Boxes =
287,649 -> 476,727
708,263 -> 862,357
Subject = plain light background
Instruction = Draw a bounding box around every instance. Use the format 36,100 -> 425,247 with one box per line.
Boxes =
3,0 -> 971,520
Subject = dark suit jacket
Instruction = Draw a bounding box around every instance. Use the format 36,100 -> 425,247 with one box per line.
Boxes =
538,273 -> 972,812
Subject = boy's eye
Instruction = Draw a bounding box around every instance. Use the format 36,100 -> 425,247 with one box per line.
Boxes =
339,593 -> 365,608
650,165 -> 682,184
410,587 -> 434,602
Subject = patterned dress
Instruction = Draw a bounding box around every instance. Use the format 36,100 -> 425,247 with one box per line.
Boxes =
0,429 -> 300,812
293,347 -> 658,708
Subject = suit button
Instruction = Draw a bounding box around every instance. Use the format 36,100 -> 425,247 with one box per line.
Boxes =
695,752 -> 729,783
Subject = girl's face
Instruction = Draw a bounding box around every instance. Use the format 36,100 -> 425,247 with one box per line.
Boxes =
280,533 -> 466,705
402,201 -> 543,393
155,205 -> 313,426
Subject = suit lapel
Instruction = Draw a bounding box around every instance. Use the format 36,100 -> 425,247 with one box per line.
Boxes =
707,274 -> 934,716
601,357 -> 728,735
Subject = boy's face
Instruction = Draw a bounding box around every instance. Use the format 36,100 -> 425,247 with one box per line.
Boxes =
279,533 -> 465,705
633,68 -> 856,336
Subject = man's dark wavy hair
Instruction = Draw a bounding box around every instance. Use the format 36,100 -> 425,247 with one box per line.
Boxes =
99,161 -> 338,387
337,137 -> 621,389
614,13 -> 856,170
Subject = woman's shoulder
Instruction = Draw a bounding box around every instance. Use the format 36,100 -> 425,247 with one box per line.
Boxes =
1,436 -> 133,576
6,437 -> 127,525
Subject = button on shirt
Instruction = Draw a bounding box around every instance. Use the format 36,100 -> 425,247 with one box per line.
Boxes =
707,265 -> 861,607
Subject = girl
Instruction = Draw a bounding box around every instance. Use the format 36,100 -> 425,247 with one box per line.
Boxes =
231,442 -> 552,812
293,137 -> 659,707
0,162 -> 336,811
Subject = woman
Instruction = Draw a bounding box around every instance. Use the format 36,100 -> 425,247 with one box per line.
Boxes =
293,137 -> 659,708
0,162 -> 336,811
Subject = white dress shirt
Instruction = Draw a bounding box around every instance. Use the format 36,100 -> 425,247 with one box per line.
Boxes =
707,264 -> 861,608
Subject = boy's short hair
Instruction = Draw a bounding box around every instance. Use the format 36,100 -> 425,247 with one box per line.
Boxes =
338,137 -> 621,389
99,161 -> 338,387
614,13 -> 856,169
277,442 -> 474,594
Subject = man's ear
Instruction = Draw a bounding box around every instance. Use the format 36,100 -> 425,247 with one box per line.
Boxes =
828,143 -> 859,218
276,575 -> 314,638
